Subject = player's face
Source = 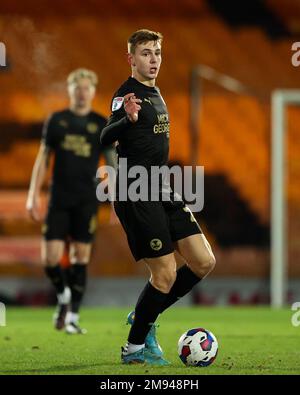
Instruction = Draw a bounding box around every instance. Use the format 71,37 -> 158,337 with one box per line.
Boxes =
68,78 -> 96,109
130,41 -> 162,83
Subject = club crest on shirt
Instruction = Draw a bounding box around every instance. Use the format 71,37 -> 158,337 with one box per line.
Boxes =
112,97 -> 124,112
59,120 -> 68,128
87,122 -> 98,134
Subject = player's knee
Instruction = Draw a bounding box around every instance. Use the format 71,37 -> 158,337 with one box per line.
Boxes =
202,254 -> 216,274
71,245 -> 90,264
152,270 -> 177,294
192,254 -> 216,278
71,254 -> 89,264
43,252 -> 63,267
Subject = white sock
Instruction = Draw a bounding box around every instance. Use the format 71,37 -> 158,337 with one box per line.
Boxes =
123,342 -> 145,355
57,287 -> 71,305
66,312 -> 79,325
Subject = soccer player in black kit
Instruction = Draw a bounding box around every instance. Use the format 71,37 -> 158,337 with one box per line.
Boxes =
101,30 -> 216,365
27,69 -> 116,334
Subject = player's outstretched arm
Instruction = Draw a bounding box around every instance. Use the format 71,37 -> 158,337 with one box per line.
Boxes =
103,146 -> 118,170
100,93 -> 142,145
100,117 -> 128,145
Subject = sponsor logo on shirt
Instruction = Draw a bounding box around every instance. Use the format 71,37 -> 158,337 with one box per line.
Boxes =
153,113 -> 169,137
61,134 -> 91,157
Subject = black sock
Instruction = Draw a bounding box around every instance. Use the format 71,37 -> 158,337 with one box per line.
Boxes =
159,265 -> 202,313
128,282 -> 168,345
45,265 -> 65,295
62,266 -> 72,288
69,263 -> 87,314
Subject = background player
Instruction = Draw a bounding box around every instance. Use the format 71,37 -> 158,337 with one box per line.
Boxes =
27,68 -> 117,334
101,30 -> 216,365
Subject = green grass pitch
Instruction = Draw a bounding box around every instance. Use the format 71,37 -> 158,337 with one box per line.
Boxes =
0,306 -> 299,375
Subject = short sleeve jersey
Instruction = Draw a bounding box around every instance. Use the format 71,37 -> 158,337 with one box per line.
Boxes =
42,109 -> 108,199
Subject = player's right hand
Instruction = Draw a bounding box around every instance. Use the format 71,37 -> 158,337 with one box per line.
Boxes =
26,196 -> 41,222
124,93 -> 142,123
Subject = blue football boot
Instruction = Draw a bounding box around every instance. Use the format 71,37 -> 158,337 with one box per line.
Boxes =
126,310 -> 163,357
121,346 -> 169,366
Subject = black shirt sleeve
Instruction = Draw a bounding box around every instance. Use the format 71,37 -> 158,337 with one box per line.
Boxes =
100,94 -> 132,145
102,145 -> 118,169
100,116 -> 130,145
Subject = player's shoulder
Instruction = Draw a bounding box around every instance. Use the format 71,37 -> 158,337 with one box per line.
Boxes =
154,86 -> 161,94
110,77 -> 139,112
113,77 -> 136,97
47,109 -> 70,123
42,110 -> 69,140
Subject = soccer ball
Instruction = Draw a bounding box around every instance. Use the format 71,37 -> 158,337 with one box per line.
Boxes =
178,327 -> 218,367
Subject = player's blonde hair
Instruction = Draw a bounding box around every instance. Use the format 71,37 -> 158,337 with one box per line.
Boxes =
67,68 -> 98,87
127,29 -> 163,54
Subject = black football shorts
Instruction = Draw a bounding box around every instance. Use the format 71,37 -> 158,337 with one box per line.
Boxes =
114,198 -> 202,261
42,199 -> 98,243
